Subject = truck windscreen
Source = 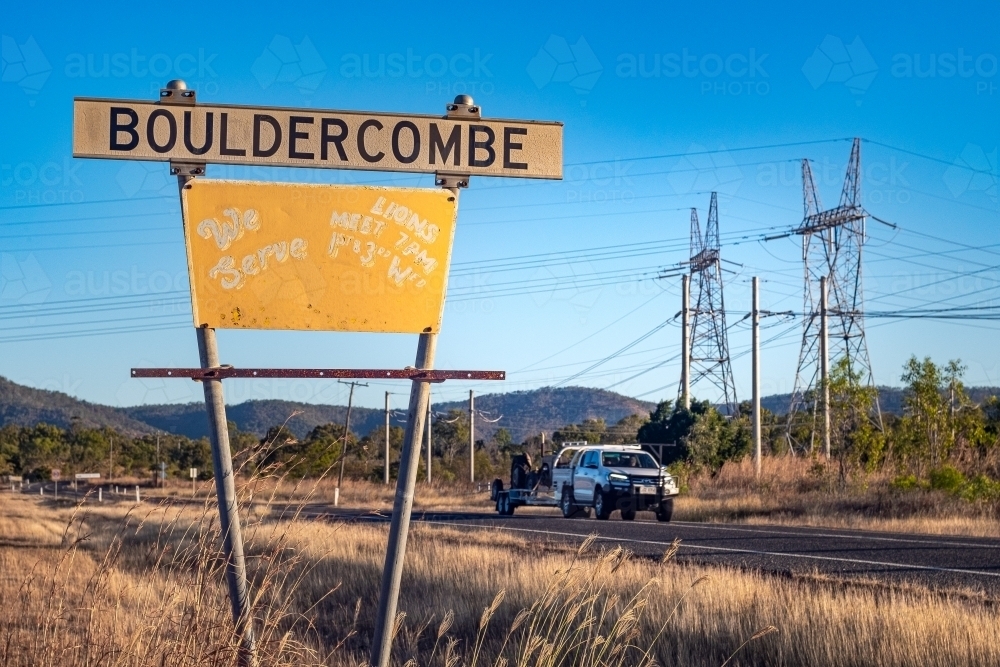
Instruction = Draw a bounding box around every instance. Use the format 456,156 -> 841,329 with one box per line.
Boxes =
602,452 -> 658,469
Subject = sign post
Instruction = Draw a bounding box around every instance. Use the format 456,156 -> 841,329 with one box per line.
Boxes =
190,467 -> 198,495
74,81 -> 561,667
180,172 -> 258,666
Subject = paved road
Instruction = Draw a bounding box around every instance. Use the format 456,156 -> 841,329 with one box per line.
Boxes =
304,506 -> 1000,595
15,487 -> 999,594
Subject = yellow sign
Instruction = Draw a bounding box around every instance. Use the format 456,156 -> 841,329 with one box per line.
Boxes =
181,180 -> 458,333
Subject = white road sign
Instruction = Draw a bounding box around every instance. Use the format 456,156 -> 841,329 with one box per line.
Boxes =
73,98 -> 563,179
75,473 -> 101,480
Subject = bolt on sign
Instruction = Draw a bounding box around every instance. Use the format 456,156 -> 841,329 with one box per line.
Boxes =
182,180 -> 458,333
73,99 -> 562,179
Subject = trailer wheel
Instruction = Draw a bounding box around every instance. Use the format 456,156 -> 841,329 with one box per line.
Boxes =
656,498 -> 674,523
621,507 -> 637,521
502,494 -> 516,516
490,478 -> 503,502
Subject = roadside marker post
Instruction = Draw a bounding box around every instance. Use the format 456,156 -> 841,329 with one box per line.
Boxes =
75,82 -> 560,667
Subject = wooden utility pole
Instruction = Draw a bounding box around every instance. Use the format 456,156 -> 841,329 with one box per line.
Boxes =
469,390 -> 475,483
337,380 -> 368,503
752,277 -> 761,479
384,392 -> 391,485
426,394 -> 432,484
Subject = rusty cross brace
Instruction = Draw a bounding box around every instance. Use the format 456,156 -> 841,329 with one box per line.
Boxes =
131,367 -> 505,383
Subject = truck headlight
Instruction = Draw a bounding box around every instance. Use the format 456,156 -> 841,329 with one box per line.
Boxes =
608,473 -> 629,486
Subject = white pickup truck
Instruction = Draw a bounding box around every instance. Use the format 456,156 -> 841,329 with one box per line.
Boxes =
492,444 -> 679,521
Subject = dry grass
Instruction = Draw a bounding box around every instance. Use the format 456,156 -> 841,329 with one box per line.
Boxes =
155,457 -> 1000,538
674,456 -> 1000,538
152,476 -> 492,513
2,488 -> 1000,667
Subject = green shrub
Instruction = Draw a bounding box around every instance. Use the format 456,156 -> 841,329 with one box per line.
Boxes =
928,465 -> 966,493
959,474 -> 1000,503
890,474 -> 922,491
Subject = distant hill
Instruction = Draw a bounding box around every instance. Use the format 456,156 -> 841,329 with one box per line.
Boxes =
0,376 -> 655,442
128,387 -> 655,441
0,376 -> 156,435
434,387 -> 657,441
761,386 -> 1000,416
124,401 -> 385,440
8,374 -> 999,442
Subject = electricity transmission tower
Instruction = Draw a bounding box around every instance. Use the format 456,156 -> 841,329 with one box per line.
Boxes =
682,192 -> 738,415
787,138 -> 881,451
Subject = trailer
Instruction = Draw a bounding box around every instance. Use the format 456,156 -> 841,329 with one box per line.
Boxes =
491,443 -> 587,516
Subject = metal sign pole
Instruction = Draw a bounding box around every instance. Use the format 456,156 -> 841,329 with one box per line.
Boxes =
369,329 -> 438,667
370,97 -> 477,666
426,393 -> 432,484
166,79 -> 256,667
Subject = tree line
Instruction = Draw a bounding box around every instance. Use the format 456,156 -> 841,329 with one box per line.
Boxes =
0,410 -> 517,484
4,355 -> 1000,501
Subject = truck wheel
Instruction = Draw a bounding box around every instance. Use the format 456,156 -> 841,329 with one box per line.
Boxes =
504,495 -> 516,516
656,498 -> 674,523
621,507 -> 637,521
594,487 -> 612,520
561,487 -> 585,519
490,479 -> 503,502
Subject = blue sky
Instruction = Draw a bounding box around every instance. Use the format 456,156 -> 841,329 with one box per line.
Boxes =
2,1 -> 998,436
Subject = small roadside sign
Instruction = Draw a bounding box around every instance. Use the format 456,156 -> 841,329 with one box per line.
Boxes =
75,473 -> 101,480
190,468 -> 198,479
73,98 -> 563,179
51,469 -> 61,481
181,180 -> 458,333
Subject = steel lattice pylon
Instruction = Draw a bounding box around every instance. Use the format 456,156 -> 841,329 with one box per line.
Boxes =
683,192 -> 738,415
787,138 -> 882,451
